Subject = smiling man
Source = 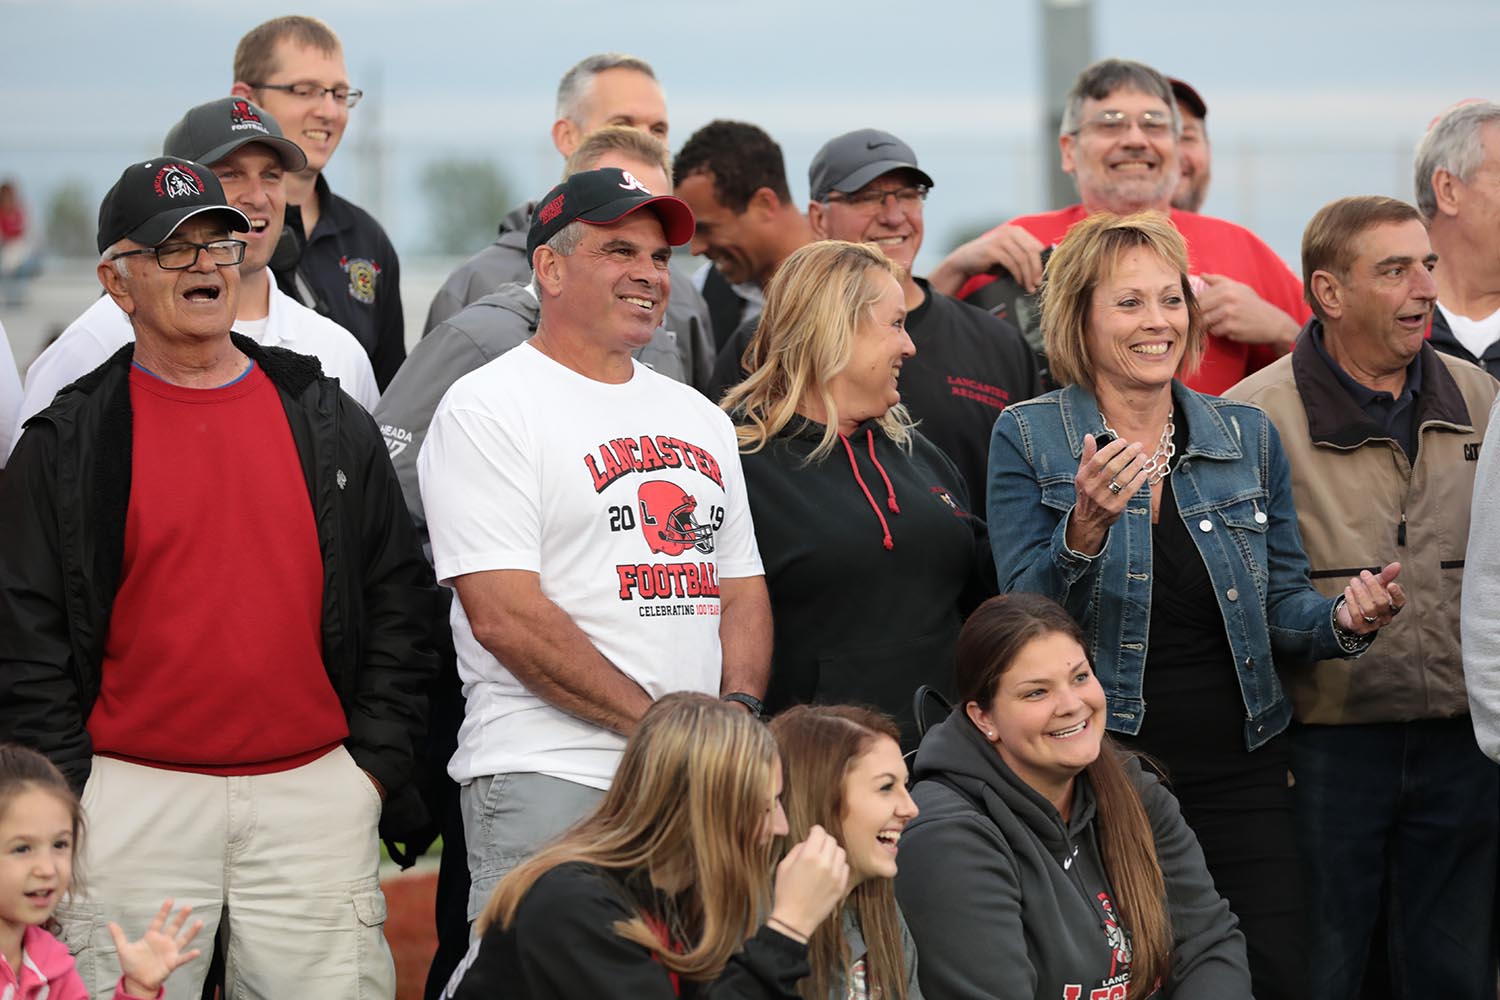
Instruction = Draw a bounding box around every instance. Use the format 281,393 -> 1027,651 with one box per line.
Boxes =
708,128 -> 1039,502
1226,195 -> 1500,1000
0,158 -> 437,1000
232,16 -> 405,389
418,167 -> 771,929
422,53 -> 713,394
936,58 -> 1307,395
12,98 -> 377,439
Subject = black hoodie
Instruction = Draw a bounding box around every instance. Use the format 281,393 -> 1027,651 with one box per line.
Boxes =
894,712 -> 1251,999
740,419 -> 993,748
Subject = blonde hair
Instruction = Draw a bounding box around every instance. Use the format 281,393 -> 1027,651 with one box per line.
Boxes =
565,126 -> 671,183
721,240 -> 913,460
1039,211 -> 1204,389
476,693 -> 780,982
234,16 -> 341,85
770,706 -> 910,1000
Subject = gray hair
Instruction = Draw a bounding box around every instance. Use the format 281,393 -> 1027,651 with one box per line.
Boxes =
546,220 -> 586,258
100,239 -> 132,278
1414,101 -> 1500,220
1059,58 -> 1182,139
555,53 -> 657,124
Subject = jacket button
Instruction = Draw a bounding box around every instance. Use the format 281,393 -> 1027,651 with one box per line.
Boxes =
1226,588 -> 1239,602
1198,519 -> 1213,532
1254,511 -> 1268,524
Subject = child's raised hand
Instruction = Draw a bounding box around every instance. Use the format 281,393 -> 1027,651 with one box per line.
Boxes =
108,899 -> 204,999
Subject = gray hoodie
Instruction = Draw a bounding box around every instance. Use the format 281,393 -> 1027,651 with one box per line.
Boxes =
1463,395 -> 1500,761
835,904 -> 923,1000
422,200 -> 715,392
894,712 -> 1250,1000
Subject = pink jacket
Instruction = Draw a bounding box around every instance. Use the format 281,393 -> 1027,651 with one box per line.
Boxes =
0,925 -> 161,1000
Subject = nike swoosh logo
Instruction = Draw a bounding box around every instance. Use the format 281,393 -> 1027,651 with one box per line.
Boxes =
866,140 -> 896,150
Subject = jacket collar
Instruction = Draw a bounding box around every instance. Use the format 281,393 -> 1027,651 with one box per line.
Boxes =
1291,318 -> 1473,446
1057,380 -> 1243,462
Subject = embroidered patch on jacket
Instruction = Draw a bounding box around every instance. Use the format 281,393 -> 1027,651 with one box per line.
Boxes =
340,256 -> 380,304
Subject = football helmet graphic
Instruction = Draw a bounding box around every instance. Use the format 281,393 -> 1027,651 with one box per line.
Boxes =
637,480 -> 715,556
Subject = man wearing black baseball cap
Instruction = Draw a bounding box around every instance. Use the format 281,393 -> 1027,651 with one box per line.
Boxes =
15,98 -> 376,438
1170,77 -> 1213,213
707,128 -> 1041,503
0,153 -> 438,1000
418,167 -> 771,927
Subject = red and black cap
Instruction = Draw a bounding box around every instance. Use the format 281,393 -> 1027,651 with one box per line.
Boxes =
1169,78 -> 1207,120
163,97 -> 307,172
525,167 -> 695,267
97,157 -> 251,254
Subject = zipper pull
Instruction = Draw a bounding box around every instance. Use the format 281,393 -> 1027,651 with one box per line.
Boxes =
1397,513 -> 1407,547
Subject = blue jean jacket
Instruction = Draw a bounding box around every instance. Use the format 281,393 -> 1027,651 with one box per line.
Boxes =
987,381 -> 1362,750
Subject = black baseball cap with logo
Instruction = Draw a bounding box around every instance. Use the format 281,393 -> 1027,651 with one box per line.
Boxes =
808,128 -> 935,203
525,167 -> 695,266
163,96 -> 307,171
96,157 -> 251,254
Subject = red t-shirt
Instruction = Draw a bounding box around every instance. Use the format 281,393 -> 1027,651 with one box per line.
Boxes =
959,205 -> 1311,395
88,362 -> 347,774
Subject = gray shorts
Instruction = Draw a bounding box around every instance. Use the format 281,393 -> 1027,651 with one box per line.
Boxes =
460,772 -> 604,922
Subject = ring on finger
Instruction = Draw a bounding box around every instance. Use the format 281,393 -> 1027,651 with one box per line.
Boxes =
1108,480 -> 1123,495
1362,614 -> 1378,624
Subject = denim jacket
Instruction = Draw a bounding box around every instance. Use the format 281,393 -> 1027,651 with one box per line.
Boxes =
987,381 -> 1363,750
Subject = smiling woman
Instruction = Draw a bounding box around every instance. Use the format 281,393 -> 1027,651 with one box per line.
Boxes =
985,211 -> 1400,1000
721,240 -> 994,750
770,705 -> 922,1000
895,594 -> 1250,1000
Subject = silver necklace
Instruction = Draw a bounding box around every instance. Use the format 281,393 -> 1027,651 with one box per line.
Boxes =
1101,412 -> 1176,484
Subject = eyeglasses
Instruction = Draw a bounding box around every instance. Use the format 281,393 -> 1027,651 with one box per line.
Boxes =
110,239 -> 247,270
824,185 -> 929,212
1076,110 -> 1174,138
249,82 -> 364,108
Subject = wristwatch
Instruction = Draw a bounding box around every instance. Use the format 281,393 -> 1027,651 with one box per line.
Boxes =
722,692 -> 766,719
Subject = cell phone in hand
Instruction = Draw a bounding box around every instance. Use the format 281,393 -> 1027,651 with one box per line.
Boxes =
1093,432 -> 1116,451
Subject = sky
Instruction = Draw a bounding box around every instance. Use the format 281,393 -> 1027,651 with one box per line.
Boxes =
3,0 -> 1499,272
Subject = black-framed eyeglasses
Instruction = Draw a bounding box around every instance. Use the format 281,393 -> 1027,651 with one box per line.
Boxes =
249,82 -> 363,107
110,239 -> 247,270
823,184 -> 929,212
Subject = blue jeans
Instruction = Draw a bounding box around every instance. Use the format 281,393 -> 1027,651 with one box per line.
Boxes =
1292,719 -> 1498,999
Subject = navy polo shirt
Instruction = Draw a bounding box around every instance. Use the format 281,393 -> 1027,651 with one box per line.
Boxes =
1310,325 -> 1422,460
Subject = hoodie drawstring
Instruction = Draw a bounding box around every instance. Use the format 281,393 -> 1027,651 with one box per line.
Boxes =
839,429 -> 899,550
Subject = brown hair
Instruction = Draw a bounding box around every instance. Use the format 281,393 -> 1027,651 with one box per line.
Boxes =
0,744 -> 87,918
1039,210 -> 1204,389
233,16 -> 342,85
1301,195 -> 1424,321
954,595 -> 1170,1000
565,126 -> 672,183
769,706 -> 910,1000
721,240 -> 912,461
476,694 -> 779,982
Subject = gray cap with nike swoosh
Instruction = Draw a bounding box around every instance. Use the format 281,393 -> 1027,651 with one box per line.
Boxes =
808,128 -> 935,202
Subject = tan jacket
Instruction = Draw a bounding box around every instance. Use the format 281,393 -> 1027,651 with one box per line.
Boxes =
1226,327 -> 1498,724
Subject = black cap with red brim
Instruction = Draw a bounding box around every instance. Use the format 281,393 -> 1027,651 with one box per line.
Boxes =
97,157 -> 251,254
526,167 -> 695,267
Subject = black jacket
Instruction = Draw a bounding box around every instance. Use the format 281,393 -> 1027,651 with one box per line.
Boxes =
0,334 -> 439,841
446,862 -> 810,999
740,418 -> 994,750
895,712 -> 1251,999
1429,305 -> 1500,380
274,174 -> 406,389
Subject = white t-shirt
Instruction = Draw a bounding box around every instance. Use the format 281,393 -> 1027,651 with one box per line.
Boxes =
419,342 -> 763,789
0,319 -> 21,466
1437,302 -> 1500,361
11,284 -> 379,447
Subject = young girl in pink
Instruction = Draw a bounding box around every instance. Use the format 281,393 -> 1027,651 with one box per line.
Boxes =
0,744 -> 201,1000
